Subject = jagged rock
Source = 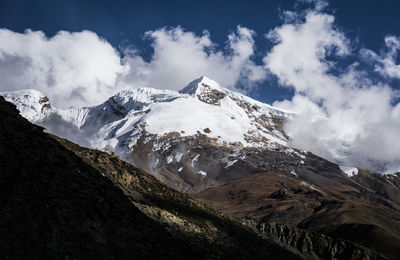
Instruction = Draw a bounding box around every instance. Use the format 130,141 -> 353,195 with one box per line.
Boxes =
257,222 -> 385,260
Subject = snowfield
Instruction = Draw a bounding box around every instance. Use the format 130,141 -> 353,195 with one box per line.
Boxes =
1,76 -> 290,151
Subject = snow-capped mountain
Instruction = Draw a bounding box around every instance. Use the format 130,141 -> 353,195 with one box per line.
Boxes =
1,76 -> 315,191
2,77 -> 288,144
3,79 -> 400,259
1,89 -> 52,122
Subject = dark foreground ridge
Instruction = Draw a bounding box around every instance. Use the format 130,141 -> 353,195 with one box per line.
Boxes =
0,96 -> 384,259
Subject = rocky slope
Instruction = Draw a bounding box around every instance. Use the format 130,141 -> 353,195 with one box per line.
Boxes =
256,221 -> 382,260
56,134 -> 387,260
193,168 -> 400,259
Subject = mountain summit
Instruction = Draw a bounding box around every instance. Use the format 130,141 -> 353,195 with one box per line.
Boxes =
1,77 -> 295,191
0,89 -> 51,122
179,75 -> 222,93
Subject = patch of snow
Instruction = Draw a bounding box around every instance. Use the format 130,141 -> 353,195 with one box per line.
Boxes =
166,155 -> 173,164
279,148 -> 306,159
178,167 -> 183,172
127,127 -> 143,149
231,148 -> 241,157
144,136 -> 153,144
198,170 -> 207,176
152,140 -> 162,151
225,159 -> 238,169
290,170 -> 298,176
175,152 -> 183,163
162,142 -> 172,153
339,166 -> 359,177
191,154 -> 200,168
152,159 -> 159,169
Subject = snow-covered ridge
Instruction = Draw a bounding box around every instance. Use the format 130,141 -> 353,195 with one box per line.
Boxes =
180,76 -> 292,116
339,166 -> 359,177
1,76 -> 291,156
0,89 -> 51,122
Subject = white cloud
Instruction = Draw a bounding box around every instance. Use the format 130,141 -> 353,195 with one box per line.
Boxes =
264,5 -> 400,173
264,11 -> 349,98
361,35 -> 400,80
0,29 -> 127,108
121,26 -> 266,92
0,26 -> 265,108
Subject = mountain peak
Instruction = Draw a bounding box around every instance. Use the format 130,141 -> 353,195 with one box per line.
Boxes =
0,89 -> 51,122
179,75 -> 222,95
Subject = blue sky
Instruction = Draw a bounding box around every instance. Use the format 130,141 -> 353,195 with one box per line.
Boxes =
1,0 -> 399,103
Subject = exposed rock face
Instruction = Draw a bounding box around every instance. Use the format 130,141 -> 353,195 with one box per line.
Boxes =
197,87 -> 226,105
39,96 -> 51,111
130,129 -> 308,193
256,222 -> 384,260
179,78 -> 227,105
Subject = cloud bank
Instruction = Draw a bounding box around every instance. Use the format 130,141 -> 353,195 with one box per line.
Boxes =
0,26 -> 265,108
0,29 -> 127,108
265,1 -> 400,173
122,26 -> 266,92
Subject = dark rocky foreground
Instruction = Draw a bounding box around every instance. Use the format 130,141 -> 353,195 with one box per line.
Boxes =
0,95 -> 297,259
0,96 -> 385,259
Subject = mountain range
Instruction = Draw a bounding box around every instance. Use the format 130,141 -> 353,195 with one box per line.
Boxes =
1,76 -> 293,192
1,76 -> 400,259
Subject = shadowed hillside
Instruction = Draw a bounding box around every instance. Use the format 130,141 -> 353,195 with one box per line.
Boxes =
0,95 -> 306,259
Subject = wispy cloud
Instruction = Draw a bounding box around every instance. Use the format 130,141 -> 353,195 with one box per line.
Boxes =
0,26 -> 265,108
361,35 -> 400,80
121,26 -> 266,92
264,0 -> 400,173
